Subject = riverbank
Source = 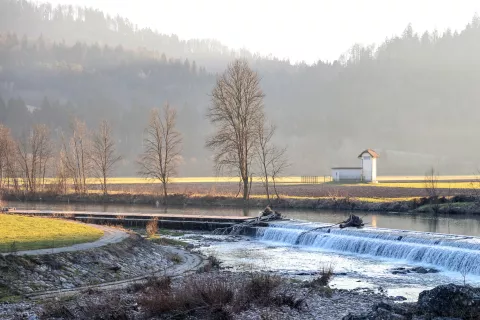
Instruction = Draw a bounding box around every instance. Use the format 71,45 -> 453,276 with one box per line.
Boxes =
2,271 -> 478,320
3,190 -> 480,214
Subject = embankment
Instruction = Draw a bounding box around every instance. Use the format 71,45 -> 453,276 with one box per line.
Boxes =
3,191 -> 480,214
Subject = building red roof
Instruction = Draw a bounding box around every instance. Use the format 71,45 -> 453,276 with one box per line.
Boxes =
358,149 -> 379,159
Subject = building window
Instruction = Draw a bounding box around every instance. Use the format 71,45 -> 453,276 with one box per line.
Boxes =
363,156 -> 370,160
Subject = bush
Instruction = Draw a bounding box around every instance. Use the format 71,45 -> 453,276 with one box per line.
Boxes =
43,292 -> 133,320
244,273 -> 282,302
208,254 -> 222,268
139,275 -> 234,318
145,218 -> 158,237
309,263 -> 334,287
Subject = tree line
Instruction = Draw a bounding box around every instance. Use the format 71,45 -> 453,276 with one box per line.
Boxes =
0,59 -> 287,204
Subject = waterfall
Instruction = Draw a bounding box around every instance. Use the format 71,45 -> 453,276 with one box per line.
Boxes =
257,222 -> 480,275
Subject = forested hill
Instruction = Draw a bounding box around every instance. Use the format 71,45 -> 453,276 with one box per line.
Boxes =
1,0 -> 480,176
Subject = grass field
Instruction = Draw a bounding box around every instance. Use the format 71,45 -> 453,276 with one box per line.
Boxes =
0,214 -> 104,253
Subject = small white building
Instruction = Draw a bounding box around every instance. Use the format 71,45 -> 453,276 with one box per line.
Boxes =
331,149 -> 379,182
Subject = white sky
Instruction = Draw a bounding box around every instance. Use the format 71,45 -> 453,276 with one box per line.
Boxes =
46,0 -> 480,63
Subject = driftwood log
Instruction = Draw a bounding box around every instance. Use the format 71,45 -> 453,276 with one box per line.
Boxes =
213,206 -> 283,235
339,214 -> 364,228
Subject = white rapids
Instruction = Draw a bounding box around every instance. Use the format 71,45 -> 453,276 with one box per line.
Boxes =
256,222 -> 480,275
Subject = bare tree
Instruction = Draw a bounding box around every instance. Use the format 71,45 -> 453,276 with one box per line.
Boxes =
138,105 -> 182,205
270,145 -> 290,199
60,118 -> 91,193
424,167 -> 439,198
256,121 -> 276,202
0,124 -> 15,190
206,59 -> 265,203
91,120 -> 122,195
15,124 -> 51,193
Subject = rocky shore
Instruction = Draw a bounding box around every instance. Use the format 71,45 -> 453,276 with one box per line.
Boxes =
2,272 -> 479,320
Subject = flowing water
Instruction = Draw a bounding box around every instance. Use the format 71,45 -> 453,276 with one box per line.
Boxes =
4,201 -> 480,236
5,201 -> 480,300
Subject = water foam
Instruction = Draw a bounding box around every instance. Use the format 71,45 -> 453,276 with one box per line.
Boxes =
257,222 -> 480,274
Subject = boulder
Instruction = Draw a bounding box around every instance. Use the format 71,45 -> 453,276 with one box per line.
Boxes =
418,283 -> 480,319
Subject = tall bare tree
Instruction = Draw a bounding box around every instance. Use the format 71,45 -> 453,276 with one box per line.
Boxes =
256,120 -> 275,202
91,120 -> 122,195
138,104 -> 182,205
270,145 -> 289,199
16,124 -> 51,193
0,124 -> 15,190
60,118 -> 91,193
256,120 -> 290,202
206,59 -> 265,203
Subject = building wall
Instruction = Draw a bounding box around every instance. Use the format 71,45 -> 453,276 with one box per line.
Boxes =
332,168 -> 362,181
362,155 -> 372,181
361,154 -> 377,182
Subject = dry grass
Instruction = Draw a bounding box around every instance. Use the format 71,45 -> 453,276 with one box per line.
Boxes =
145,218 -> 158,238
137,273 -> 301,319
0,214 -> 103,253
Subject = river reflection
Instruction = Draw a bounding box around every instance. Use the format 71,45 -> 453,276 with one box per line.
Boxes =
4,201 -> 480,236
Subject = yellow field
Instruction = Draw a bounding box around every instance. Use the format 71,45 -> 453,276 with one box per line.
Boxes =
361,182 -> 475,189
0,214 -> 104,253
4,175 -> 477,186
96,176 -> 304,184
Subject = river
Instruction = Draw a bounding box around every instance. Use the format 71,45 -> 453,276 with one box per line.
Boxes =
4,201 -> 480,236
4,201 -> 480,300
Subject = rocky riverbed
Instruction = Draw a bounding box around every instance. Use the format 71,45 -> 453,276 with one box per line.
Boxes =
2,272 -> 479,320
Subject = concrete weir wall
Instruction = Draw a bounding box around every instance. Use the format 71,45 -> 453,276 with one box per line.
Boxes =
76,217 -> 238,231
8,210 -> 254,232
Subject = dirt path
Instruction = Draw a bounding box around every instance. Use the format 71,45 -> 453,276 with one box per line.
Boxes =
25,246 -> 206,300
1,224 -> 129,256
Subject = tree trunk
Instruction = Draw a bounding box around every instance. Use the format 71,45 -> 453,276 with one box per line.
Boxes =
163,182 -> 168,206
243,178 -> 249,203
103,175 -> 107,195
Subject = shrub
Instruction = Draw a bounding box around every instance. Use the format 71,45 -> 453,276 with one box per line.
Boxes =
169,253 -> 182,264
244,273 -> 282,302
309,263 -> 335,287
139,275 -> 234,318
208,254 -> 222,268
145,218 -> 158,237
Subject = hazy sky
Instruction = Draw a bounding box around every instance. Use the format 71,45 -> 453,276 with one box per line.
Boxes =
47,0 -> 480,63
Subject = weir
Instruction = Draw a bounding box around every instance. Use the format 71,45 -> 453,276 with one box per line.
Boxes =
255,221 -> 480,275
6,209 -> 254,231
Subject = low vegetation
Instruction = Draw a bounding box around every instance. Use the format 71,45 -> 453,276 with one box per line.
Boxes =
136,273 -> 304,319
0,214 -> 103,253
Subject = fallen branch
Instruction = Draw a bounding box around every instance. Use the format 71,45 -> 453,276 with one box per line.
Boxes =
213,207 -> 283,235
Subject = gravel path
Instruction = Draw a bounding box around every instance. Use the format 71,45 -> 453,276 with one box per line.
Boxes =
1,224 -> 129,256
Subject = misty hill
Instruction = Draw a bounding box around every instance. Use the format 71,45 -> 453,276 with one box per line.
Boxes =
1,0 -> 480,176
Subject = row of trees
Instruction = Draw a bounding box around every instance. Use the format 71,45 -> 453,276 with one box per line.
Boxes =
0,119 -> 122,195
0,59 -> 286,206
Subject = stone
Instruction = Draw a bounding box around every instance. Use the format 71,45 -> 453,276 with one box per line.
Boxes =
393,296 -> 407,301
412,267 -> 429,274
418,283 -> 480,319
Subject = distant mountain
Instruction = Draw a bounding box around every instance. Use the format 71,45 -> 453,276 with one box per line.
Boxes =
1,0 -> 480,176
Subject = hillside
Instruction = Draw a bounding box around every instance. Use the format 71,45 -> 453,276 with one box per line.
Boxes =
1,0 -> 480,176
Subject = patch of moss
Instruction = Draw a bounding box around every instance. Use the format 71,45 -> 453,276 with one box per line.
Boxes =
148,237 -> 188,247
0,295 -> 21,303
